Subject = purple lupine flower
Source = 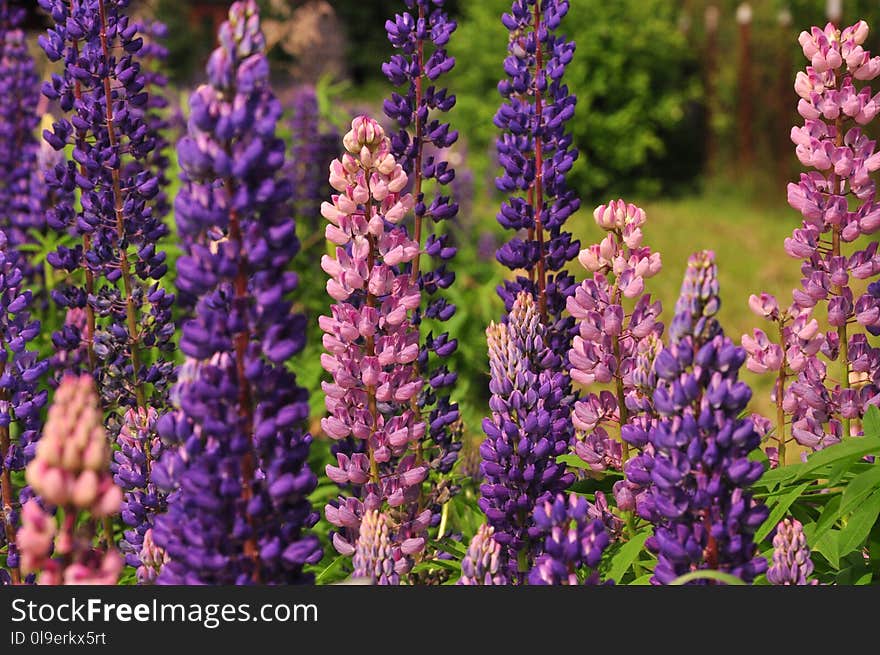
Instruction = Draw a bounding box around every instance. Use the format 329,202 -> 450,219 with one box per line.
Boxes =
645,251 -> 769,585
152,1 -> 321,585
136,19 -> 172,223
0,232 -> 49,585
352,510 -> 404,585
528,493 -> 610,585
320,115 -> 430,580
40,0 -> 175,400
458,523 -> 508,585
495,0 -> 580,358
38,0 -> 175,571
567,200 -> 664,524
767,518 -> 815,585
746,20 -> 880,460
0,4 -> 44,253
289,85 -> 338,239
383,1 -> 463,526
480,291 -> 575,581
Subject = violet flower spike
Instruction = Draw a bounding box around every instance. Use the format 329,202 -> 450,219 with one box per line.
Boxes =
37,0 -> 176,567
0,232 -> 49,586
153,0 -> 321,585
528,493 -> 610,585
289,85 -> 339,245
645,251 -> 768,585
495,0 -> 581,358
383,0 -> 463,531
479,290 -> 575,581
0,4 -> 45,257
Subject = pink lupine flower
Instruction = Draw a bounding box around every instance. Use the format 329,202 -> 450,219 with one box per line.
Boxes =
747,19 -> 880,460
17,376 -> 123,585
320,116 -> 431,582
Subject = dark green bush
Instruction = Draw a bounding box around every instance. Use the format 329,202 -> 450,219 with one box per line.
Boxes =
448,0 -> 702,200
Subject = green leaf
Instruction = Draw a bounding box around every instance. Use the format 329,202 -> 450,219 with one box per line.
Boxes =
755,482 -> 812,543
810,528 -> 841,570
864,405 -> 880,437
669,570 -> 746,585
436,537 -> 468,559
608,530 -> 650,583
557,454 -> 594,470
813,465 -> 880,543
630,573 -> 653,585
796,435 -> 880,482
315,555 -> 348,585
838,490 -> 880,557
412,559 -> 461,576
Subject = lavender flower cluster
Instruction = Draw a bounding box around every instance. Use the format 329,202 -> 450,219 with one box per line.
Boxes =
746,20 -> 880,458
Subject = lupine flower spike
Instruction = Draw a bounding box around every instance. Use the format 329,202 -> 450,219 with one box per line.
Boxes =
384,1 -> 463,525
38,0 -> 175,566
457,523 -> 507,585
644,251 -> 768,584
767,518 -> 816,585
18,376 -> 123,585
567,200 -> 663,525
0,232 -> 49,585
321,115 -> 430,583
0,3 -> 45,255
479,291 -> 574,581
290,85 -> 339,241
529,493 -> 609,585
153,0 -> 321,585
496,0 -> 580,355
746,20 -> 880,458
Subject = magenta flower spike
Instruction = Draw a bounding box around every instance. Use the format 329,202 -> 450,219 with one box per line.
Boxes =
567,200 -> 664,524
745,20 -> 880,459
320,115 -> 431,581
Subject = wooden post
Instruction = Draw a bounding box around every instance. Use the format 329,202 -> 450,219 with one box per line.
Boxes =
826,0 -> 843,26
776,7 -> 793,189
736,3 -> 754,173
704,5 -> 719,177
